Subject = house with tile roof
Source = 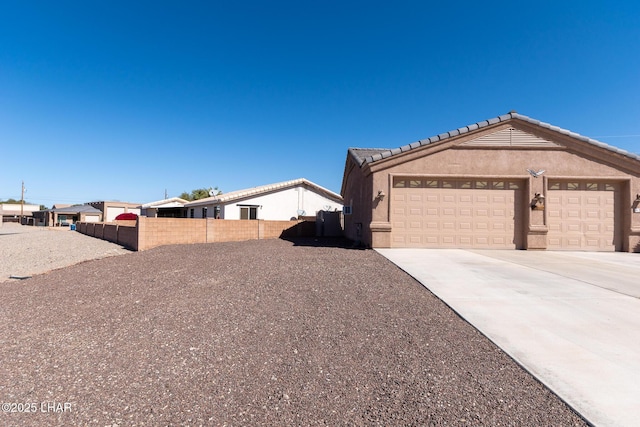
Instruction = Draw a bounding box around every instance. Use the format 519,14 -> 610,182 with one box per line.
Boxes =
184,178 -> 343,221
341,112 -> 640,251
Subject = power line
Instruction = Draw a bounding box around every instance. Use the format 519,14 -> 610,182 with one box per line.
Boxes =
592,135 -> 640,138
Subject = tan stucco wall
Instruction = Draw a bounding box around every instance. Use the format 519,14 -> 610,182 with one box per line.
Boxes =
341,156 -> 374,245
343,121 -> 640,251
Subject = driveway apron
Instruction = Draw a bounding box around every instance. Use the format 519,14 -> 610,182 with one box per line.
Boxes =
376,249 -> 640,427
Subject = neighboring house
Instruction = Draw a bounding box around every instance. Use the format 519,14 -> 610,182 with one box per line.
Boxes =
341,112 -> 640,252
34,204 -> 103,226
87,201 -> 141,222
184,178 -> 343,220
140,197 -> 188,218
0,203 -> 40,224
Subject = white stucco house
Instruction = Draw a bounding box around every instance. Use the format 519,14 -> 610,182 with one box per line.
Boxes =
140,197 -> 189,218
184,178 -> 343,220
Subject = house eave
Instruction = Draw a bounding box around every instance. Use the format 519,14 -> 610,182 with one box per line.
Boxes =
354,112 -> 640,168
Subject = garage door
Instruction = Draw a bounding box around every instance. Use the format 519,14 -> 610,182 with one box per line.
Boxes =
391,178 -> 523,248
84,214 -> 100,223
107,207 -> 125,222
547,181 -> 617,251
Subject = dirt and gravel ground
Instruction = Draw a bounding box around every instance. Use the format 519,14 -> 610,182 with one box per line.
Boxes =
0,224 -> 130,282
0,228 -> 587,426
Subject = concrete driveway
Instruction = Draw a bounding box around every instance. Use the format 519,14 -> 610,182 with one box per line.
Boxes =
376,249 -> 640,427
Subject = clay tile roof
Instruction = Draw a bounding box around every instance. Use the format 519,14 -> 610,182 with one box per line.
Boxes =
349,112 -> 640,166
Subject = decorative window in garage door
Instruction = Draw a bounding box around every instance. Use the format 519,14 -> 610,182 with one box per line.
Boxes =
548,181 -> 616,191
393,178 -> 521,190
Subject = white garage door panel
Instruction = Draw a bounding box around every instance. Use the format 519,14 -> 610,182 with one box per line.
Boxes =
84,215 -> 100,222
107,207 -> 126,222
84,215 -> 100,223
391,179 -> 519,249
547,184 -> 616,251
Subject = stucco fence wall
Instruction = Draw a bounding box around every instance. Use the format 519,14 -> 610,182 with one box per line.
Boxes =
76,217 -> 316,251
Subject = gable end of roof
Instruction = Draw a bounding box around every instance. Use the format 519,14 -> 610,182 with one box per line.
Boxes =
349,112 -> 640,166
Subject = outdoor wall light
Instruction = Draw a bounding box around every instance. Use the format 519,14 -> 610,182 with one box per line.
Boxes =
633,194 -> 640,213
376,190 -> 386,201
531,193 -> 545,210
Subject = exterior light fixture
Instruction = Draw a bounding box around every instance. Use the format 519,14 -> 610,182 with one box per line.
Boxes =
531,193 -> 545,210
377,190 -> 386,201
633,194 -> 640,213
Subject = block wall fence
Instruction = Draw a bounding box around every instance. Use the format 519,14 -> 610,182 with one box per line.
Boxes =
76,217 -> 316,251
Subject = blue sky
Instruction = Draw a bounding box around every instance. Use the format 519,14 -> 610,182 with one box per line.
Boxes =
1,1 -> 639,206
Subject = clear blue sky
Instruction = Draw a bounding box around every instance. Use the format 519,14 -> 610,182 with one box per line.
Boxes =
2,1 -> 639,206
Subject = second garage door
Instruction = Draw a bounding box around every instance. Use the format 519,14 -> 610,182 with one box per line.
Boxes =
391,178 -> 524,248
547,181 -> 618,251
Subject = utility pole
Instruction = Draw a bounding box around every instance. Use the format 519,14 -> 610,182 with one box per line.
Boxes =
20,180 -> 25,225
164,188 -> 168,199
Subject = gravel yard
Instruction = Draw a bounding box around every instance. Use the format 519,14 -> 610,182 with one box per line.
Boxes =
0,230 -> 587,426
0,224 -> 130,282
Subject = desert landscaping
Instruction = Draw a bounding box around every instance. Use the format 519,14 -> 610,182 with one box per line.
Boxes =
0,225 -> 587,425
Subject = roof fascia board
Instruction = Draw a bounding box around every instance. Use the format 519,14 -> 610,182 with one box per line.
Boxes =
300,180 -> 344,203
186,179 -> 342,207
185,181 -> 309,207
358,112 -> 640,169
340,153 -> 363,196
511,120 -> 640,175
141,198 -> 188,208
513,114 -> 640,165
364,119 -> 516,170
